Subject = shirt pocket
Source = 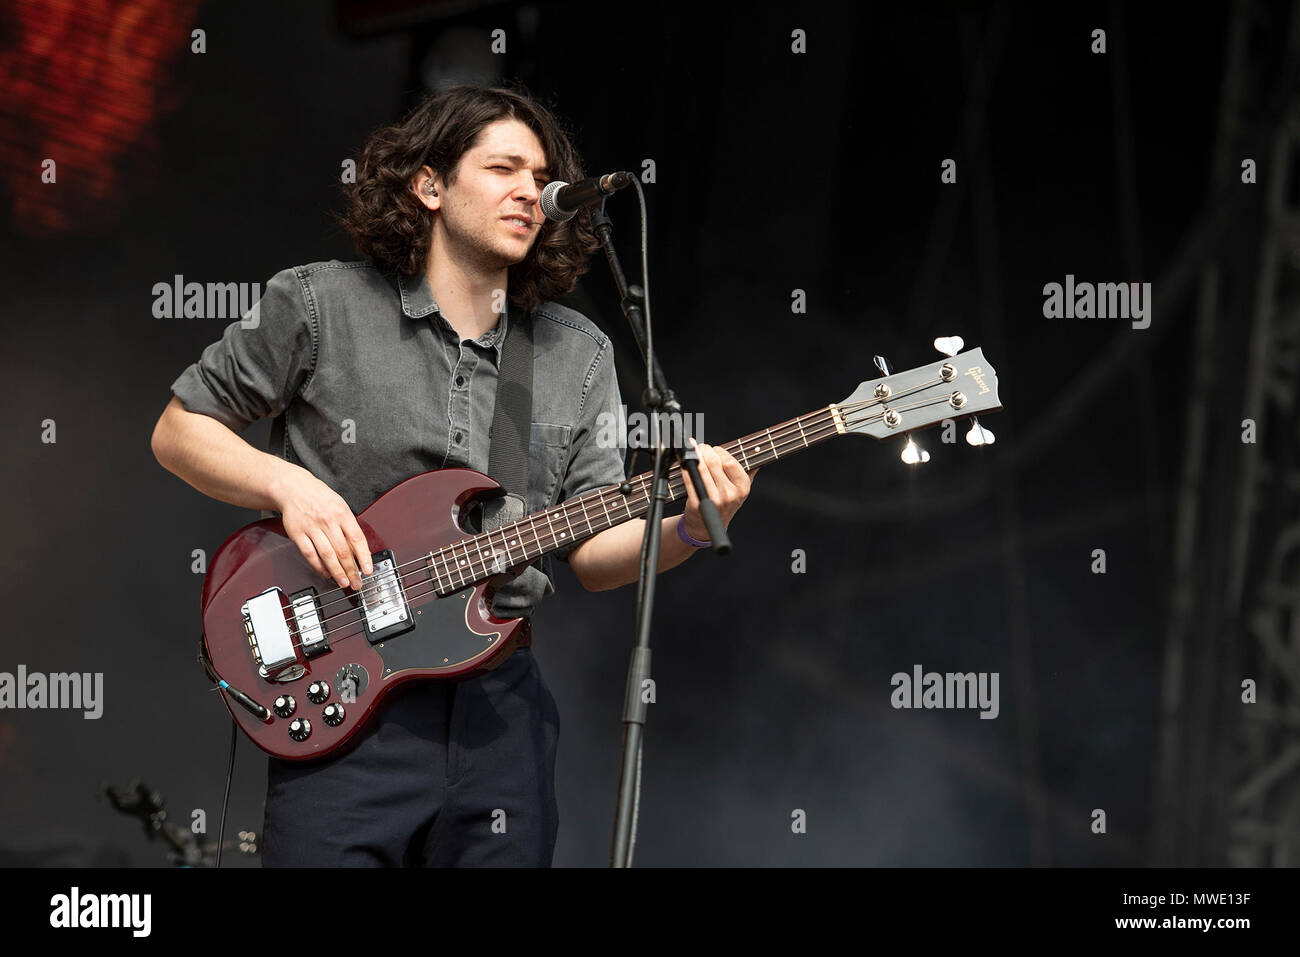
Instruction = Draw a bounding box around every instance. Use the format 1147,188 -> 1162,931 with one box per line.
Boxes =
528,422 -> 572,512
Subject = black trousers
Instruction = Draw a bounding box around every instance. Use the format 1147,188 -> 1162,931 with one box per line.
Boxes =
260,647 -> 560,867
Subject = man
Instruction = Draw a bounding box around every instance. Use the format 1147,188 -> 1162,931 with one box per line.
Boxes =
150,85 -> 754,867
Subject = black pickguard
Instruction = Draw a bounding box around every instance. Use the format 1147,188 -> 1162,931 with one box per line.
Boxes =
369,587 -> 503,678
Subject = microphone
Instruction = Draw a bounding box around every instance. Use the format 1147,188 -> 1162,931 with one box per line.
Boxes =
539,171 -> 635,222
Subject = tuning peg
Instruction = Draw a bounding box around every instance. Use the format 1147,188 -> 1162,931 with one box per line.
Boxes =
965,416 -> 995,446
933,336 -> 965,357
901,436 -> 931,465
873,355 -> 892,376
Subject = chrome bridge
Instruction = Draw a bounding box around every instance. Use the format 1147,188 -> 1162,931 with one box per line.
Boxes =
242,586 -> 331,682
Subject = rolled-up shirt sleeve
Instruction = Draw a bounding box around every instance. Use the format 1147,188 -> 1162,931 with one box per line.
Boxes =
169,267 -> 316,432
553,336 -> 627,562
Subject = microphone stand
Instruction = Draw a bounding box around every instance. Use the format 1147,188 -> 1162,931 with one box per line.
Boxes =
591,191 -> 730,868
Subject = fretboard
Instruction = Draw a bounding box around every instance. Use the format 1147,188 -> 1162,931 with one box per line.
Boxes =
424,404 -> 843,593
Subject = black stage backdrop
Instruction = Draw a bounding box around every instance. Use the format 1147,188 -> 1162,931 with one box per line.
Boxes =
0,0 -> 1293,871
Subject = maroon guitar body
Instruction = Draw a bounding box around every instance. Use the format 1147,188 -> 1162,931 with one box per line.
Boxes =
200,347 -> 1001,761
202,468 -> 531,762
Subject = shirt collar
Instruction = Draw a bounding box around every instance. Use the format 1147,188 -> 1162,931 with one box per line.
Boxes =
397,271 -> 508,361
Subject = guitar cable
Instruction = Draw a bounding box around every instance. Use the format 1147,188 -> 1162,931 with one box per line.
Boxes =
198,637 -> 270,720
216,719 -> 236,869
197,635 -> 250,869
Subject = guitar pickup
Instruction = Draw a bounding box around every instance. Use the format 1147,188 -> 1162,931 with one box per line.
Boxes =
359,550 -> 415,644
289,588 -> 329,658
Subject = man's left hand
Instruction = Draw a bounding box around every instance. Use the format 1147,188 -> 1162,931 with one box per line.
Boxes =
681,441 -> 756,543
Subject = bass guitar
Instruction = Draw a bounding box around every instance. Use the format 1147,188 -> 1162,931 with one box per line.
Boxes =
200,345 -> 1001,760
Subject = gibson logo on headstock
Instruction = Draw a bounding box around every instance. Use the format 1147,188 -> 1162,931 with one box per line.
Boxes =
966,366 -> 990,395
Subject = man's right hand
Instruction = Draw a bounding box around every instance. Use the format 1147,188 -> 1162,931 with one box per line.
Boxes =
271,465 -> 374,591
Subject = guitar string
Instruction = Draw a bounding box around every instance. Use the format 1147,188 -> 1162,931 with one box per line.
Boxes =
303,398 -> 867,628
301,378 -> 953,626
274,407 -> 856,656
366,383 -> 960,607
277,409 -> 848,650
289,390 -> 957,651
276,391 -> 961,657
265,391 -> 962,661
296,401 -> 850,627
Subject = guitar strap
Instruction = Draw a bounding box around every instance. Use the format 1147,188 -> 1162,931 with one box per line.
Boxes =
482,302 -> 533,534
481,305 -> 538,647
383,270 -> 535,585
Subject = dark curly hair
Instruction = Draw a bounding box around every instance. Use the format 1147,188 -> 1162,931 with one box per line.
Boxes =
341,84 -> 599,315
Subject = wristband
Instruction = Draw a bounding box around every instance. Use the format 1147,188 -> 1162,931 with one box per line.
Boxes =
677,514 -> 711,548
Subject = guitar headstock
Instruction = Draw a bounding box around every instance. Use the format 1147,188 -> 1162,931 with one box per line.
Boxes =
834,346 -> 1001,441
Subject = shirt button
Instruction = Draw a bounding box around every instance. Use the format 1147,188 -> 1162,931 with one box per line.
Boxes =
455,375 -> 464,387
454,431 -> 463,443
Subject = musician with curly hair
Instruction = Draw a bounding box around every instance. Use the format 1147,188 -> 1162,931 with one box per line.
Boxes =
150,84 -> 754,867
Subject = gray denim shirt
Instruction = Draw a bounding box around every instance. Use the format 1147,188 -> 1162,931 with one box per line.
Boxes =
170,260 -> 627,619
